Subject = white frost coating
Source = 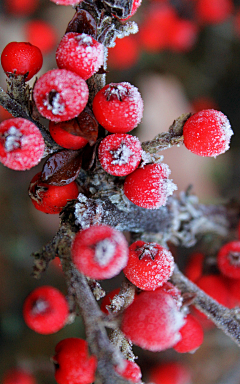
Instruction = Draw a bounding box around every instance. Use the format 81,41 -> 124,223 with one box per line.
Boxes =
4,126 -> 22,152
75,33 -> 93,46
110,142 -> 134,165
95,239 -> 116,266
43,91 -> 65,115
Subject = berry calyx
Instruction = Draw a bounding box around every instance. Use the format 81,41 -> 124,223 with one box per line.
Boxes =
123,163 -> 177,209
1,42 -> 43,81
183,109 -> 233,157
49,120 -> 88,150
98,133 -> 142,176
173,314 -> 204,353
115,360 -> 142,383
23,285 -> 69,334
56,32 -> 104,80
92,82 -> 143,133
3,369 -> 37,384
33,69 -> 89,122
0,118 -> 45,170
53,338 -> 97,384
100,288 -> 121,314
29,172 -> 79,214
123,240 -> 174,290
71,225 -> 129,279
217,241 -> 240,279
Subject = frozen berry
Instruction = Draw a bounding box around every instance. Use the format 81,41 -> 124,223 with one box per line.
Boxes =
183,109 -> 233,157
115,360 -> 142,383
53,338 -> 97,384
148,362 -> 191,384
0,118 -> 44,170
123,240 -> 174,290
92,82 -> 143,133
56,32 -> 104,80
121,290 -> 185,351
29,172 -> 79,214
123,163 -> 177,209
33,69 -> 89,122
173,314 -> 204,353
24,20 -> 58,54
3,369 -> 37,384
72,225 -> 129,280
217,241 -> 240,279
1,42 -> 43,81
98,134 -> 142,176
23,285 -> 69,334
157,282 -> 182,310
49,120 -> 88,150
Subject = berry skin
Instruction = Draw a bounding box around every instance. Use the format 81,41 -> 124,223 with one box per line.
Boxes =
185,252 -> 204,282
24,20 -> 58,54
56,32 -> 104,80
0,118 -> 45,170
1,42 -> 43,81
29,172 -> 79,214
98,134 -> 142,176
53,338 -> 97,384
121,290 -> 185,352
71,225 -> 129,280
123,240 -> 174,290
115,360 -> 142,383
3,369 -> 37,384
173,314 -> 204,353
33,69 -> 89,122
23,286 -> 69,334
108,35 -> 139,70
217,241 -> 240,279
148,362 -> 191,384
123,163 -> 177,209
92,82 -> 143,134
183,109 -> 233,157
49,120 -> 88,150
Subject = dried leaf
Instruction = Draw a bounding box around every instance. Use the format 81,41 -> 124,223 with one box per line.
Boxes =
81,139 -> 102,171
66,10 -> 97,38
75,106 -> 99,146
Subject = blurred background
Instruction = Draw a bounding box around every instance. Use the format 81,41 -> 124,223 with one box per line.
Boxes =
1,0 -> 240,383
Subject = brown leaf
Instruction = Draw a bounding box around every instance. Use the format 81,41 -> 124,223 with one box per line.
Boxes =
75,106 -> 99,146
41,149 -> 82,186
66,10 -> 97,39
81,139 -> 102,171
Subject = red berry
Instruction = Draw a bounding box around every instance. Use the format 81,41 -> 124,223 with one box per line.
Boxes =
100,288 -> 120,314
71,225 -> 129,279
29,172 -> 79,214
196,0 -> 233,25
53,338 -> 97,384
56,32 -> 104,80
1,42 -> 43,81
4,0 -> 39,16
121,290 -> 185,351
168,19 -> 198,52
33,69 -> 89,122
185,252 -> 204,282
108,35 -> 139,70
92,82 -> 143,133
3,369 -> 37,384
183,109 -> 233,157
148,362 -> 191,384
217,241 -> 240,279
123,163 -> 177,209
49,120 -> 88,150
98,134 -> 142,176
0,105 -> 12,121
0,118 -> 44,170
115,360 -> 142,383
23,285 -> 69,334
157,282 -> 182,309
24,20 -> 58,54
173,314 -> 204,353
123,240 -> 174,290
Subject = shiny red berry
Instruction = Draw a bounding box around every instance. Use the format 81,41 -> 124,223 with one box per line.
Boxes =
98,134 -> 142,176
115,360 -> 142,383
29,172 -> 79,214
217,241 -> 240,279
3,369 -> 37,384
53,338 -> 97,384
183,109 -> 233,157
173,314 -> 204,353
33,69 -> 89,122
23,286 -> 69,334
148,362 -> 191,384
49,120 -> 88,150
71,225 -> 129,279
0,118 -> 45,170
92,82 -> 143,133
108,35 -> 139,70
123,240 -> 174,290
123,163 -> 176,209
1,42 -> 43,81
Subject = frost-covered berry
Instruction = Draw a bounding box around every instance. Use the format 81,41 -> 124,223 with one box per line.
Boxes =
49,120 -> 88,150
72,225 -> 129,280
183,109 -> 233,157
53,338 -> 97,384
0,118 -> 44,170
123,240 -> 174,290
1,42 -> 43,81
3,369 -> 37,384
56,32 -> 104,80
29,172 -> 79,214
23,286 -> 69,334
173,314 -> 204,353
115,360 -> 142,383
217,241 -> 240,279
98,134 -> 142,176
33,69 -> 89,122
148,362 -> 191,384
121,290 -> 185,352
92,82 -> 143,133
123,163 -> 177,209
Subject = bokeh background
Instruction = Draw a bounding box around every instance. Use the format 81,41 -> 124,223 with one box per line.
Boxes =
1,0 -> 240,383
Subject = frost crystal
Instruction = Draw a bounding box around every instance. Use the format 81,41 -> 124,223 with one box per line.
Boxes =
44,90 -> 65,115
110,142 -> 133,165
95,239 -> 116,266
3,126 -> 22,152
